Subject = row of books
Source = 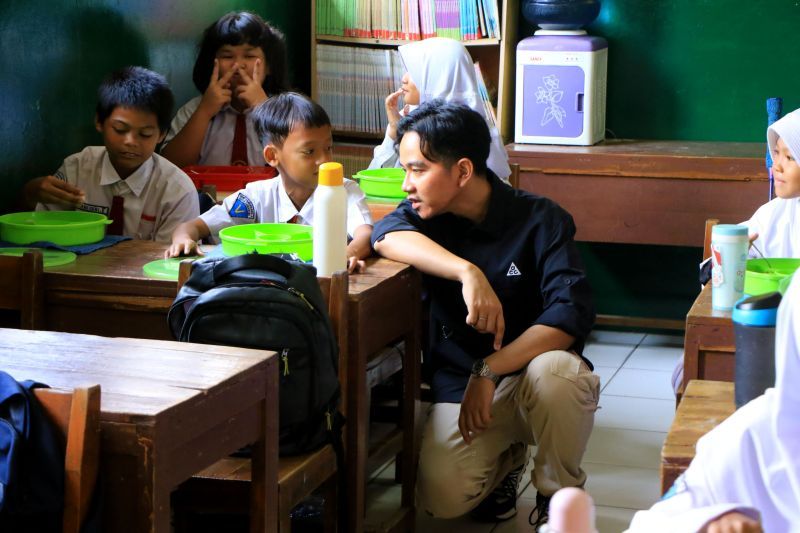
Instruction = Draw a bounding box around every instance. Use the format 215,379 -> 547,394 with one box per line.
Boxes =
316,44 -> 405,135
316,0 -> 501,41
316,44 -> 497,136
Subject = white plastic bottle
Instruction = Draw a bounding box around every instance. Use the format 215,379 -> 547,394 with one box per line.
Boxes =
313,162 -> 347,276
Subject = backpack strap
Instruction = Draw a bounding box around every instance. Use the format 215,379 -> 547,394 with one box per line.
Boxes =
212,254 -> 293,283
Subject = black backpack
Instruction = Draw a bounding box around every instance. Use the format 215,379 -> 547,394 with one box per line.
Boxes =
167,253 -> 341,456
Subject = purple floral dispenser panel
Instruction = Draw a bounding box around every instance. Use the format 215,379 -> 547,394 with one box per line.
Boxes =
522,66 -> 585,137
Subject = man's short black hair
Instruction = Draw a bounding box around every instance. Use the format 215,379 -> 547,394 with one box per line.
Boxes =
193,11 -> 288,97
96,66 -> 174,132
252,92 -> 331,147
395,99 -> 490,176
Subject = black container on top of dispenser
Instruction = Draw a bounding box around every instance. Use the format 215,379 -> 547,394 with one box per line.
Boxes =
732,291 -> 782,408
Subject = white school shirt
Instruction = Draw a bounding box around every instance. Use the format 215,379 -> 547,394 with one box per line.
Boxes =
200,174 -> 373,238
162,96 -> 264,166
743,197 -> 800,258
626,275 -> 800,533
36,146 -> 199,242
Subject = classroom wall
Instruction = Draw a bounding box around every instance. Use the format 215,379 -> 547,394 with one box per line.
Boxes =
521,0 -> 800,141
0,0 -> 310,214
517,0 -> 800,322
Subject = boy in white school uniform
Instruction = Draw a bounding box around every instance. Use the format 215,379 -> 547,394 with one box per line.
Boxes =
24,67 -> 200,242
166,92 -> 373,272
744,108 -> 800,258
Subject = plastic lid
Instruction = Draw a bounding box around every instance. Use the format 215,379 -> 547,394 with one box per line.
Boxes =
732,292 -> 782,326
712,224 -> 748,236
318,162 -> 343,186
0,247 -> 76,267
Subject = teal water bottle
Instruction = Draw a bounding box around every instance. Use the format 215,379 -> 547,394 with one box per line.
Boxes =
710,224 -> 749,310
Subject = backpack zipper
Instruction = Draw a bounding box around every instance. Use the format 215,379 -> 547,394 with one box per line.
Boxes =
281,348 -> 290,376
325,410 -> 333,431
287,286 -> 314,310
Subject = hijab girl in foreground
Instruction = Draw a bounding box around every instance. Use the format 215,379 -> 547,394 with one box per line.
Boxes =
368,37 -> 512,183
627,275 -> 800,533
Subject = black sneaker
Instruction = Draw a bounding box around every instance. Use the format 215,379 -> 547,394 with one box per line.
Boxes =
528,492 -> 551,531
469,463 -> 525,522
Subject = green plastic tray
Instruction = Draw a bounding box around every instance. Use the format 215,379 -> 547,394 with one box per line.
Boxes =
0,211 -> 112,246
354,168 -> 406,199
744,258 -> 800,295
0,247 -> 76,267
142,258 -> 195,281
219,223 -> 313,261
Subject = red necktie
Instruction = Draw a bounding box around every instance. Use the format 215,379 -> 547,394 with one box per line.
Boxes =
231,114 -> 249,166
108,195 -> 125,235
287,214 -> 299,224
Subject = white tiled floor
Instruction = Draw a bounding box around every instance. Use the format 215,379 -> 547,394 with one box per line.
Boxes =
364,331 -> 683,532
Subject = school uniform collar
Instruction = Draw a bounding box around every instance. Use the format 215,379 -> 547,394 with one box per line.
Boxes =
220,103 -> 252,116
276,174 -> 311,223
99,151 -> 153,197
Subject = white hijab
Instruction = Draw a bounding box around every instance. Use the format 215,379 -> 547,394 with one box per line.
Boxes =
627,275 -> 800,532
398,37 -> 512,182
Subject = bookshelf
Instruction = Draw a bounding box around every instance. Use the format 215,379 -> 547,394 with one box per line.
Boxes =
311,0 -> 519,177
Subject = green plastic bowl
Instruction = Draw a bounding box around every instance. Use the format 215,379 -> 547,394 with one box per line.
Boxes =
744,258 -> 800,295
0,211 -> 112,246
354,168 -> 406,199
219,223 -> 313,261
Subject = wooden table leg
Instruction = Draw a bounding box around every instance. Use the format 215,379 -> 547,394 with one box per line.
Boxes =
347,315 -> 368,533
400,273 -> 420,515
251,364 -> 279,532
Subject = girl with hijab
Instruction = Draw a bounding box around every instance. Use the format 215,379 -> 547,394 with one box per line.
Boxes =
368,37 -> 512,183
627,274 -> 800,532
744,108 -> 800,258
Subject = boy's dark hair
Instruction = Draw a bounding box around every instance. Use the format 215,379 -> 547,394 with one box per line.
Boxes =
252,92 -> 331,147
96,66 -> 174,132
395,99 -> 490,176
193,11 -> 288,96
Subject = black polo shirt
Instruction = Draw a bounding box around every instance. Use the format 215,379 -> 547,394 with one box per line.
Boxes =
371,171 -> 595,403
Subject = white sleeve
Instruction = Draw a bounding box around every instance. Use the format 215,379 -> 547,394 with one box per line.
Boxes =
161,98 -> 201,148
200,188 -> 256,236
742,203 -> 769,259
343,179 -> 373,237
626,444 -> 760,532
367,131 -> 399,170
36,156 -> 76,212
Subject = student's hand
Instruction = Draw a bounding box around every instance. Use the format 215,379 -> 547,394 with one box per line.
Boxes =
235,59 -> 268,110
704,512 -> 762,533
347,256 -> 366,273
25,176 -> 85,206
458,375 -> 495,444
384,88 -> 404,140
199,59 -> 235,117
165,238 -> 204,259
461,266 -> 505,351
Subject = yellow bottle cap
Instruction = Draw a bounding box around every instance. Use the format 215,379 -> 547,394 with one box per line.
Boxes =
318,162 -> 344,186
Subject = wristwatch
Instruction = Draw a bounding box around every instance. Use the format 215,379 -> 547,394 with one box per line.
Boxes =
471,359 -> 499,385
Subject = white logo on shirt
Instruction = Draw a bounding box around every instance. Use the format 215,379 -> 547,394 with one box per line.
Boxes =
507,262 -> 521,276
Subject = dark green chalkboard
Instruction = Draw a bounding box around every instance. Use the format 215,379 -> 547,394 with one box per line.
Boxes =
0,0 -> 310,213
521,0 -> 800,142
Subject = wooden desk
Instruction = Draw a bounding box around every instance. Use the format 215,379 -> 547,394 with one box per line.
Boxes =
43,241 -> 420,532
44,240 -> 176,339
661,380 -> 735,494
506,140 -> 767,247
0,328 -> 278,532
682,284 -> 735,396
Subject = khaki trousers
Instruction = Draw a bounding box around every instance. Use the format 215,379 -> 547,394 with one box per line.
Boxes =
417,350 -> 600,519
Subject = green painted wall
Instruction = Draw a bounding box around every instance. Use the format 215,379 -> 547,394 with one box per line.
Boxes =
0,0 -> 310,214
518,0 -> 800,322
521,0 -> 800,141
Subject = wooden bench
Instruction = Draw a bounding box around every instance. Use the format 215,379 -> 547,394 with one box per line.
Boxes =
661,380 -> 735,494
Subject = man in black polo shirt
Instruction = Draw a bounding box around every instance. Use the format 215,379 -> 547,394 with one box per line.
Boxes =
371,101 -> 599,529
